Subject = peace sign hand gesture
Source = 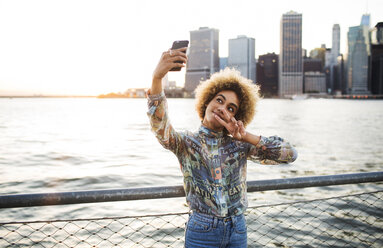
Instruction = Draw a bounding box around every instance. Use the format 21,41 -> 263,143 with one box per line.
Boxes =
214,108 -> 247,140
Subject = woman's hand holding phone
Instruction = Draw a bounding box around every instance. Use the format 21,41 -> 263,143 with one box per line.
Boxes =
170,40 -> 189,71
153,47 -> 188,80
151,42 -> 188,95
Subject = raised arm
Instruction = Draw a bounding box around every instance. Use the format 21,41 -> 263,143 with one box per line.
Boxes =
147,48 -> 188,154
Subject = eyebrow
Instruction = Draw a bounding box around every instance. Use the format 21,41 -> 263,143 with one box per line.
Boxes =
217,94 -> 239,110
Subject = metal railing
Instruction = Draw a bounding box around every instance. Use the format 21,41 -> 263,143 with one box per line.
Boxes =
1,171 -> 383,247
2,171 -> 382,209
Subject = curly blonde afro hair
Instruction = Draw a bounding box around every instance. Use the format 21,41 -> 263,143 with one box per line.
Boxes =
195,68 -> 260,128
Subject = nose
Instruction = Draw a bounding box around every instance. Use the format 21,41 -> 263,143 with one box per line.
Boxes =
217,108 -> 223,115
217,107 -> 224,114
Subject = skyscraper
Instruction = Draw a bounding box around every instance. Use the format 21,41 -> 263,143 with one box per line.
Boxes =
370,22 -> 383,95
279,11 -> 303,97
256,53 -> 278,97
304,72 -> 326,93
360,14 -> 371,55
329,24 -> 341,94
310,46 -> 326,68
361,14 -> 370,27
347,24 -> 370,94
303,57 -> 325,94
335,54 -> 346,95
219,57 -> 228,71
331,24 -> 341,65
228,35 -> 256,83
303,58 -> 322,73
184,27 -> 219,94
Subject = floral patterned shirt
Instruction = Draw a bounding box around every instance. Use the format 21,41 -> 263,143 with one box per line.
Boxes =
147,92 -> 297,217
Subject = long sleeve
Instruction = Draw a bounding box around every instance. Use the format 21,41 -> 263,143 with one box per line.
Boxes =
147,91 -> 183,155
247,135 -> 297,165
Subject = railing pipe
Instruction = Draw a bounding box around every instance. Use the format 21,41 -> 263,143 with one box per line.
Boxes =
246,171 -> 383,191
1,171 -> 382,209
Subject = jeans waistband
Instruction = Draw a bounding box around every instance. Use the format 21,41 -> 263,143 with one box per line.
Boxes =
191,211 -> 243,223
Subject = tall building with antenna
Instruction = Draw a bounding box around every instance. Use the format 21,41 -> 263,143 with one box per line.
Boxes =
329,24 -> 341,94
361,14 -> 370,27
331,24 -> 341,65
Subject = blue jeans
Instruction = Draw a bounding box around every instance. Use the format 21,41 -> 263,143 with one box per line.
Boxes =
185,212 -> 247,248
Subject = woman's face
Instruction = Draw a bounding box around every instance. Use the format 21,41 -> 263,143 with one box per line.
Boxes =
202,90 -> 240,131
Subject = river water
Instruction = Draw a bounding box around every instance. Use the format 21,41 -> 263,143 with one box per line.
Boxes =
0,97 -> 382,222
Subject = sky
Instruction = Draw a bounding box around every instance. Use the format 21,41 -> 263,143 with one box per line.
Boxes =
0,0 -> 382,96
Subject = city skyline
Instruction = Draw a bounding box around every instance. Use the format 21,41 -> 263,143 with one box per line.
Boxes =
0,0 -> 382,96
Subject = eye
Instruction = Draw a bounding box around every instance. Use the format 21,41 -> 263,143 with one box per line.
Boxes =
216,98 -> 223,103
228,106 -> 234,113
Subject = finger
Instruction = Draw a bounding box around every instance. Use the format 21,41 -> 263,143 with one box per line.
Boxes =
171,47 -> 188,55
238,121 -> 246,137
170,51 -> 188,60
231,117 -> 237,124
167,49 -> 181,57
233,125 -> 242,140
237,120 -> 243,128
225,109 -> 237,124
218,108 -> 231,123
166,49 -> 174,56
231,120 -> 239,135
234,122 -> 239,132
170,62 -> 186,69
169,55 -> 187,63
240,129 -> 246,138
173,47 -> 188,53
214,113 -> 229,128
162,51 -> 173,62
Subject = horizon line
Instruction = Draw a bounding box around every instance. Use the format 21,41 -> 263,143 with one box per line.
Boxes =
0,95 -> 97,98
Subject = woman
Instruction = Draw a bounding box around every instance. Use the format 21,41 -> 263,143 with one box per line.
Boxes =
147,47 -> 297,248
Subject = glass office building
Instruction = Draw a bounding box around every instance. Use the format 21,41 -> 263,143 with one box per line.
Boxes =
370,22 -> 383,95
256,53 -> 278,96
228,35 -> 256,83
347,25 -> 370,94
331,24 -> 341,65
185,27 -> 219,94
279,11 -> 303,97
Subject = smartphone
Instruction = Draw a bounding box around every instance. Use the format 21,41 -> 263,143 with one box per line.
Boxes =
170,40 -> 189,71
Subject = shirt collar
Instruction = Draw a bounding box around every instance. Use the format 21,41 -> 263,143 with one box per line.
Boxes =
199,125 -> 224,138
